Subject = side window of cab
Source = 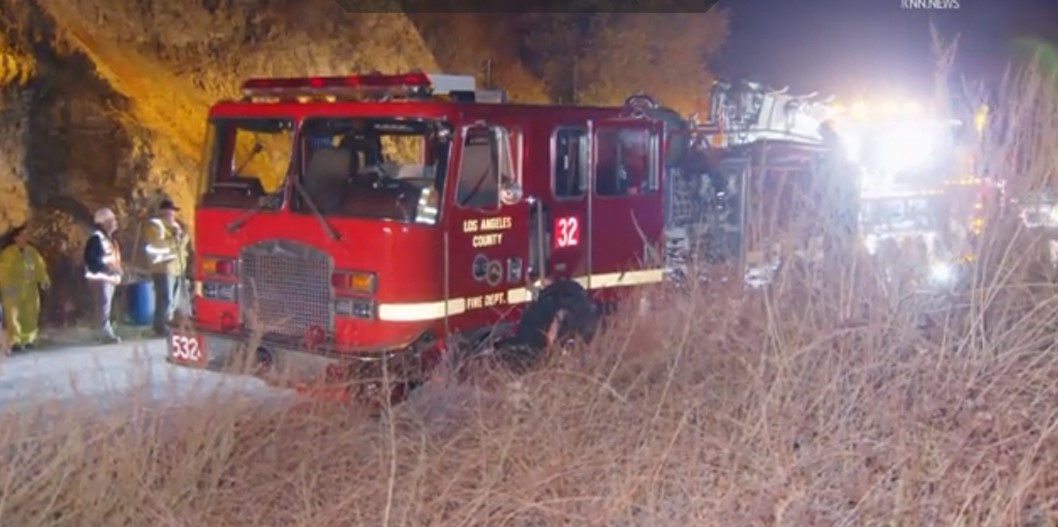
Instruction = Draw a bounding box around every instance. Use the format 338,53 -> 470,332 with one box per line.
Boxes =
552,127 -> 589,199
456,124 -> 520,210
595,126 -> 659,197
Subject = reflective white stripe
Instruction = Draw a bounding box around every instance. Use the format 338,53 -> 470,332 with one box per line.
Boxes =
85,271 -> 120,284
145,245 -> 172,255
375,269 -> 665,322
378,298 -> 466,322
506,287 -> 530,304
147,251 -> 175,265
145,219 -> 176,263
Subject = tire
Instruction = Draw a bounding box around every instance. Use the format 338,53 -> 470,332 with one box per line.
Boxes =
496,280 -> 599,371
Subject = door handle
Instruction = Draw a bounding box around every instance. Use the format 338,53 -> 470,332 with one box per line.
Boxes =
527,195 -> 547,282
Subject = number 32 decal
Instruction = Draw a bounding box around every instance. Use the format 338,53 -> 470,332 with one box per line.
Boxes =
170,334 -> 203,363
554,216 -> 580,248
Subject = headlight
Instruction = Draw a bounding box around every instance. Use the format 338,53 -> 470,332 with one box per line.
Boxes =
929,262 -> 954,283
334,297 -> 374,319
200,281 -> 238,301
863,234 -> 878,254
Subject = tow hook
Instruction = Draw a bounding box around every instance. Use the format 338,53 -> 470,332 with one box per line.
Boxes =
254,347 -> 273,373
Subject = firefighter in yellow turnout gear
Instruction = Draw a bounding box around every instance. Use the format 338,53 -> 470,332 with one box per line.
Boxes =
142,199 -> 190,336
0,226 -> 51,351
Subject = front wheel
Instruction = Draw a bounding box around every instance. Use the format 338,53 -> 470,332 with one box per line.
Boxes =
497,280 -> 599,371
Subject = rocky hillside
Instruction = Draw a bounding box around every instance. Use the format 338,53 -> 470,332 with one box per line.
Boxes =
0,4 -> 727,327
0,1 -> 449,324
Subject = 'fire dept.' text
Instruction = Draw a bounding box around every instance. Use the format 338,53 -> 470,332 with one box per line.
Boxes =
466,292 -> 507,309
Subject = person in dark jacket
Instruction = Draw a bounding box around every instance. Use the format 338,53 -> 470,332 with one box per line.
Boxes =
83,207 -> 123,343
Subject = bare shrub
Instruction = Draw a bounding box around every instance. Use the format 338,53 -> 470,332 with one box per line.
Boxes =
2,40 -> 1058,527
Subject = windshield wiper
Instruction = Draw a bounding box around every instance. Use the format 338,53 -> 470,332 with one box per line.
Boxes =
225,178 -> 340,241
226,190 -> 284,234
225,142 -> 275,234
232,143 -> 264,179
291,175 -> 341,241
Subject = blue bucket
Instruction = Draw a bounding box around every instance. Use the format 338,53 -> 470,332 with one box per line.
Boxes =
127,279 -> 155,326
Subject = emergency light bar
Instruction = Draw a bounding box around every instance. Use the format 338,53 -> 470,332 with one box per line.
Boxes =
240,72 -> 478,100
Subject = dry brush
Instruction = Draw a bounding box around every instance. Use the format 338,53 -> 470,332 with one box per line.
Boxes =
1,45 -> 1057,527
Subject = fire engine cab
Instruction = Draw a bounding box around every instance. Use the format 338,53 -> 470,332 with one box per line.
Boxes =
167,71 -> 680,398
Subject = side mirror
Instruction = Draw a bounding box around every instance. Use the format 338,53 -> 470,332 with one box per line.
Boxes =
500,178 -> 523,206
415,187 -> 439,225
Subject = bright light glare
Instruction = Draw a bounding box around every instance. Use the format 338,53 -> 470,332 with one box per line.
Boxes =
863,234 -> 878,254
876,125 -> 935,173
832,121 -> 862,161
929,261 -> 953,283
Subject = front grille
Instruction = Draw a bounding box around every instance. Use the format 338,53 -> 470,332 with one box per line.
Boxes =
240,240 -> 334,338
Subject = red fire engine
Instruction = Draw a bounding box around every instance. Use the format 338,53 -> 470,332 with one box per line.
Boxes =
166,72 -> 843,401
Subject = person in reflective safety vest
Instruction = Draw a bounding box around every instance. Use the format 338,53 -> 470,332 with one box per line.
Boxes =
83,207 -> 123,343
0,225 -> 51,352
142,199 -> 190,336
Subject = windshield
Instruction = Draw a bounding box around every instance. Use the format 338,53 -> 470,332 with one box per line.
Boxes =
200,117 -> 295,209
292,117 -> 450,223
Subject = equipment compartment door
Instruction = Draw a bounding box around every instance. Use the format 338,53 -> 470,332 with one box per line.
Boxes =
588,118 -> 666,291
446,121 -> 530,326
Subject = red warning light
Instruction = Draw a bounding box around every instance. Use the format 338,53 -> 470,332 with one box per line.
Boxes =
241,72 -> 432,95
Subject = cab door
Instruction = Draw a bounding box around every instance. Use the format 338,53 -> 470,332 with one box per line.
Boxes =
587,117 -> 666,291
535,125 -> 591,286
445,120 -> 530,330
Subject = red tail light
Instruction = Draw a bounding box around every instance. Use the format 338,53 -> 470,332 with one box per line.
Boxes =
216,260 -> 234,275
201,257 -> 236,277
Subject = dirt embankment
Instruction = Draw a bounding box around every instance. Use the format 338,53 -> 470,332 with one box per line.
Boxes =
0,35 -> 35,233
0,0 -> 441,325
0,5 -> 727,327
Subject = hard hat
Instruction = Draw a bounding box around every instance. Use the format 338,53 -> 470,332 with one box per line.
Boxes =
93,207 -> 116,224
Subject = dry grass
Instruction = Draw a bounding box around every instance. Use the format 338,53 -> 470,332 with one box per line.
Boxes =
5,264 -> 1058,526
2,43 -> 1058,527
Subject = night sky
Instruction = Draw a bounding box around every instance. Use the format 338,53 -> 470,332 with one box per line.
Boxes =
712,0 -> 1058,100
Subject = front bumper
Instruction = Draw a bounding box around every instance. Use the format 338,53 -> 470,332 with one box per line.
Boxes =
165,328 -> 441,400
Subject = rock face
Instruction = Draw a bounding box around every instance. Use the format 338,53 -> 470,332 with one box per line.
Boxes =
0,87 -> 31,233
0,2 -> 728,328
0,1 -> 445,325
0,35 -> 34,234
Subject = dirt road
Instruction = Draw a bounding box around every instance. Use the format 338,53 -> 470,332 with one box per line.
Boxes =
0,338 -> 282,409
